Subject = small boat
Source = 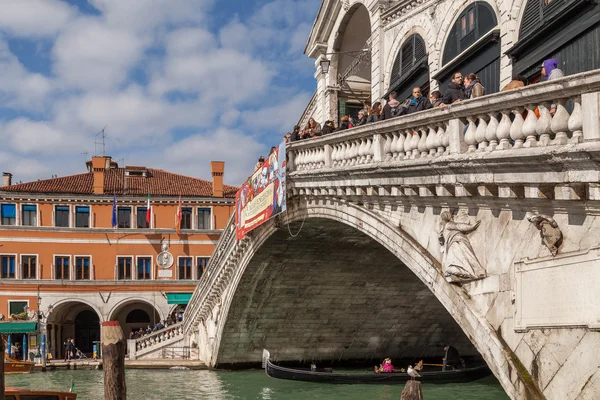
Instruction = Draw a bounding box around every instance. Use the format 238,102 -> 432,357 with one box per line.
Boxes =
4,353 -> 35,374
5,387 -> 77,399
262,350 -> 491,385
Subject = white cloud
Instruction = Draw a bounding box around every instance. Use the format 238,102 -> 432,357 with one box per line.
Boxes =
0,39 -> 53,109
0,0 -> 76,37
52,18 -> 146,90
1,118 -> 84,155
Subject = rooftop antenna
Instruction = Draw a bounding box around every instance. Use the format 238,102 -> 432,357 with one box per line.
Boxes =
94,126 -> 108,156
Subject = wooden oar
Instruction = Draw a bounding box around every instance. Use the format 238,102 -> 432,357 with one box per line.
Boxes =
422,363 -> 444,367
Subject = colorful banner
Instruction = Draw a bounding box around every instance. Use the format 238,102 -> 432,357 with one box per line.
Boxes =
235,141 -> 287,241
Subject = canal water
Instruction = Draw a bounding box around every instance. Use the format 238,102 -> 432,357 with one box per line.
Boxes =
7,369 -> 509,399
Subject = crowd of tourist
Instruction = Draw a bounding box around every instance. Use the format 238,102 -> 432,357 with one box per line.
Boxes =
282,58 -> 565,142
129,312 -> 183,340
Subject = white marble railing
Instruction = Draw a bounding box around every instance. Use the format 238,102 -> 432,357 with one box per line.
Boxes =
134,322 -> 185,353
288,70 -> 600,172
183,214 -> 240,333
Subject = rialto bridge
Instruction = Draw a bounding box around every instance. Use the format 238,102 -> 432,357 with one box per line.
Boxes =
128,72 -> 600,400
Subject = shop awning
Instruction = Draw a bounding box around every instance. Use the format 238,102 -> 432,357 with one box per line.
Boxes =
166,293 -> 193,305
0,322 -> 37,334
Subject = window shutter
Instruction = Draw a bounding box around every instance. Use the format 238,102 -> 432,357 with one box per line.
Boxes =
520,0 -> 543,37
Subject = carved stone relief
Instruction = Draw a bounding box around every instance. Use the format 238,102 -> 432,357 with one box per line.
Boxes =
438,211 -> 486,283
526,213 -> 563,257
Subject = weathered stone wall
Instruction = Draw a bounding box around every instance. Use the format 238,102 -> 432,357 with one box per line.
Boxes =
217,218 -> 477,365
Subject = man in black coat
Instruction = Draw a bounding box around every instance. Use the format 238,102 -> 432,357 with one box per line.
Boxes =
443,345 -> 461,370
442,72 -> 465,105
398,87 -> 432,115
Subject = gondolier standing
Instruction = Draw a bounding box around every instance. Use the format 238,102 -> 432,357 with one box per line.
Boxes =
443,345 -> 460,371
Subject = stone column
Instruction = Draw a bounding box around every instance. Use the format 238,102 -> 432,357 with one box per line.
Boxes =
369,4 -> 385,102
582,91 -> 600,141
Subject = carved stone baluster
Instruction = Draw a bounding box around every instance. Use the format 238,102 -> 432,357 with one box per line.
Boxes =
404,129 -> 414,159
475,115 -> 488,151
390,132 -> 399,160
358,138 -> 367,164
345,142 -> 353,166
485,112 -> 499,151
436,122 -> 446,155
351,140 -> 359,165
341,143 -> 350,166
318,148 -> 325,168
384,133 -> 393,161
536,102 -> 552,147
426,124 -> 437,157
442,122 -> 450,154
464,116 -> 478,152
551,98 -> 569,145
397,130 -> 407,160
496,109 -> 512,150
522,104 -> 538,148
331,144 -> 339,166
410,129 -> 421,159
510,107 -> 526,149
567,96 -> 583,143
365,137 -> 374,163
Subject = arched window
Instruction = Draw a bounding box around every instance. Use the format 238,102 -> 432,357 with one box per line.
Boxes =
507,0 -> 600,81
442,2 -> 497,65
388,34 -> 429,100
435,2 -> 500,94
126,309 -> 150,324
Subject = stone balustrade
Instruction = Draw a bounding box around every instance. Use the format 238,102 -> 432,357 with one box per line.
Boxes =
288,70 -> 600,172
134,322 -> 185,353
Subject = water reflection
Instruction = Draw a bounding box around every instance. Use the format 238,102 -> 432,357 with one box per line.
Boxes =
6,369 -> 509,400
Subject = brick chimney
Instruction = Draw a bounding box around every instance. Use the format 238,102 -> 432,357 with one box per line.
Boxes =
91,156 -> 111,195
210,161 -> 224,197
2,172 -> 12,187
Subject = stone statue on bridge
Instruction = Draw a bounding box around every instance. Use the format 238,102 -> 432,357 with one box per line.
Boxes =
438,211 -> 486,283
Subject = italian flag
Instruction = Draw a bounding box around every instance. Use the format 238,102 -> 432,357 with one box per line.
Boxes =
146,193 -> 151,227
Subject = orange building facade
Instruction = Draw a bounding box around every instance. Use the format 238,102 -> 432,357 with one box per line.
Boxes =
0,156 -> 236,358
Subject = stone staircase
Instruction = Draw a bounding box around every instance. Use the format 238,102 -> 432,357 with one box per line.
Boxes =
127,322 -> 195,360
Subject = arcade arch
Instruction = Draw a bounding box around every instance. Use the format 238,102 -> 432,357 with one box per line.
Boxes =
108,299 -> 161,336
46,300 -> 102,358
387,33 -> 429,100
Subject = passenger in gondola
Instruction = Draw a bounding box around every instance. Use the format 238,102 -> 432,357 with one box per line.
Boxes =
443,345 -> 461,371
374,357 -> 394,373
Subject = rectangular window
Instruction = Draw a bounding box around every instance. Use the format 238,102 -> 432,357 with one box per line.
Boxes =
21,255 -> 37,279
197,207 -> 211,230
137,207 -> 148,228
1,255 -> 16,279
117,257 -> 132,280
180,207 -> 192,230
468,8 -> 475,32
21,205 -> 37,226
54,256 -> 70,280
118,207 -> 131,228
75,257 -> 91,280
197,257 -> 210,280
460,15 -> 467,36
55,205 -> 70,227
75,206 -> 90,228
137,257 -> 151,280
1,204 -> 16,226
178,257 -> 192,280
9,301 -> 28,316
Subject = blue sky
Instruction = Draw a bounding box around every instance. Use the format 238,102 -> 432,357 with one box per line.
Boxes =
0,0 -> 319,185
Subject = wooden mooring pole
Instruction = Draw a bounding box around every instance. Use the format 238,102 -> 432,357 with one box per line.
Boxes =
401,380 -> 424,400
102,321 -> 126,400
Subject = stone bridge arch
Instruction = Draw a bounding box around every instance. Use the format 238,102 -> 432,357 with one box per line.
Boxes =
202,196 -> 523,399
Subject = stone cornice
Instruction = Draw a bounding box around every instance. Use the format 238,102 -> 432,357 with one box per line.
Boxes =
0,193 -> 234,205
381,0 -> 431,25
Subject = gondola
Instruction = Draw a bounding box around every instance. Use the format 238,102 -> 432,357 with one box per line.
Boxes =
4,353 -> 35,374
262,350 -> 491,385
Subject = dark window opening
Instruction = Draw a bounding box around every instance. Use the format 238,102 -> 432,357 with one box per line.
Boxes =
22,205 -> 37,226
180,207 -> 192,230
137,207 -> 148,228
1,204 -> 16,226
197,257 -> 209,280
118,257 -> 132,280
75,257 -> 91,280
126,309 -> 150,323
55,205 -> 70,227
1,255 -> 16,279
137,257 -> 151,280
55,256 -> 70,280
21,255 -> 36,279
118,207 -> 131,228
197,208 -> 211,230
178,257 -> 192,280
75,206 -> 90,228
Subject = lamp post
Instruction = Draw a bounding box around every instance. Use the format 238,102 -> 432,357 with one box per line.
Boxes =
320,58 -> 331,74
